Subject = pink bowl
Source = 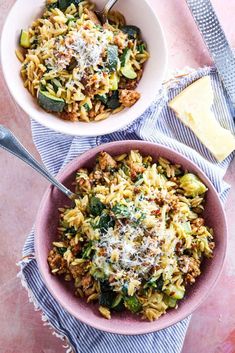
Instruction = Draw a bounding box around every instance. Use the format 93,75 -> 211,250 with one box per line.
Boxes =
35,140 -> 227,335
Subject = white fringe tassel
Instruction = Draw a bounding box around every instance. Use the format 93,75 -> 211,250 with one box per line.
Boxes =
17,259 -> 75,353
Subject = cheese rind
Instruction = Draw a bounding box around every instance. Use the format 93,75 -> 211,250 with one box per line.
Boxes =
168,76 -> 235,162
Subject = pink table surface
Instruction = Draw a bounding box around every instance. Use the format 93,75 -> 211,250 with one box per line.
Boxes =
0,0 -> 235,352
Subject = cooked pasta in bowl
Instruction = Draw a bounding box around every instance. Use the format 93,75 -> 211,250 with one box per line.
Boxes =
1,0 -> 167,136
35,141 -> 227,334
48,150 -> 214,321
16,1 -> 149,122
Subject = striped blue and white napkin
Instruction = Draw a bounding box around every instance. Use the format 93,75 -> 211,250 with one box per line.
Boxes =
19,67 -> 234,353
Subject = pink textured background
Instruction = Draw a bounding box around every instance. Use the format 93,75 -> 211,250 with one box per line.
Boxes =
0,0 -> 235,352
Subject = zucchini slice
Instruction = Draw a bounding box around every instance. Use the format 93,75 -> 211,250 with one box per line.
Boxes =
109,72 -> 119,91
164,285 -> 185,300
81,97 -> 92,111
107,45 -> 118,72
38,90 -> 65,112
121,25 -> 141,39
99,281 -> 116,308
121,62 -> 137,80
96,92 -> 120,109
83,103 -> 91,112
164,295 -> 178,308
95,94 -> 108,105
46,2 -> 58,10
67,16 -> 77,25
111,294 -> 125,312
106,91 -> 121,110
58,0 -> 82,10
124,296 -> 142,313
58,0 -> 68,10
137,43 -> 146,54
120,48 -> 131,67
20,30 -> 30,49
51,79 -> 62,93
111,294 -> 123,308
82,241 -> 93,259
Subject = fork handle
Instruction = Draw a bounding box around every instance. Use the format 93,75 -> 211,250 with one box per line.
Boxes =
103,0 -> 118,12
102,0 -> 118,18
0,125 -> 75,199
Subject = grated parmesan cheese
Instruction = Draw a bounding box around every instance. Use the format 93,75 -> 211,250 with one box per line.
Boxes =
93,221 -> 165,285
46,25 -> 114,81
91,194 -> 186,293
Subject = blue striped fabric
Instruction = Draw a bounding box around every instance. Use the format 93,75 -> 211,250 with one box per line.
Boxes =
20,67 -> 234,353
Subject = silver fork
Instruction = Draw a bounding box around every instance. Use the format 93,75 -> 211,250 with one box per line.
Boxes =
0,125 -> 76,200
95,0 -> 119,24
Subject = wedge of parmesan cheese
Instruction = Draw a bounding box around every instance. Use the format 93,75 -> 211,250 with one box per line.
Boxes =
168,76 -> 235,162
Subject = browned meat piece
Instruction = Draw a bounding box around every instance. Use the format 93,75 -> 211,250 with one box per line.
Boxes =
75,169 -> 92,193
130,162 -> 145,174
69,262 -> 89,278
59,111 -> 79,121
48,249 -> 67,275
81,74 -> 102,97
167,195 -> 180,211
134,187 -> 140,194
70,239 -> 82,256
175,241 -> 184,255
192,218 -> 205,227
113,33 -> 127,50
119,77 -> 138,90
151,209 -> 161,216
88,110 -> 96,119
98,152 -> 117,171
119,69 -> 142,90
81,75 -> 93,97
178,256 -> 201,284
89,170 -> 103,181
119,89 -> 141,107
128,161 -> 145,180
81,274 -> 93,290
77,178 -> 91,192
191,218 -> 206,234
71,244 -> 81,256
84,9 -> 101,25
98,247 -> 107,256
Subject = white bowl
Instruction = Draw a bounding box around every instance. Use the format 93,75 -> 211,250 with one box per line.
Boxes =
1,0 -> 167,136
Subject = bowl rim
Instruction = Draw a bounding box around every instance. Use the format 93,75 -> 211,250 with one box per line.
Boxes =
0,0 -> 168,137
35,140 -> 227,335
